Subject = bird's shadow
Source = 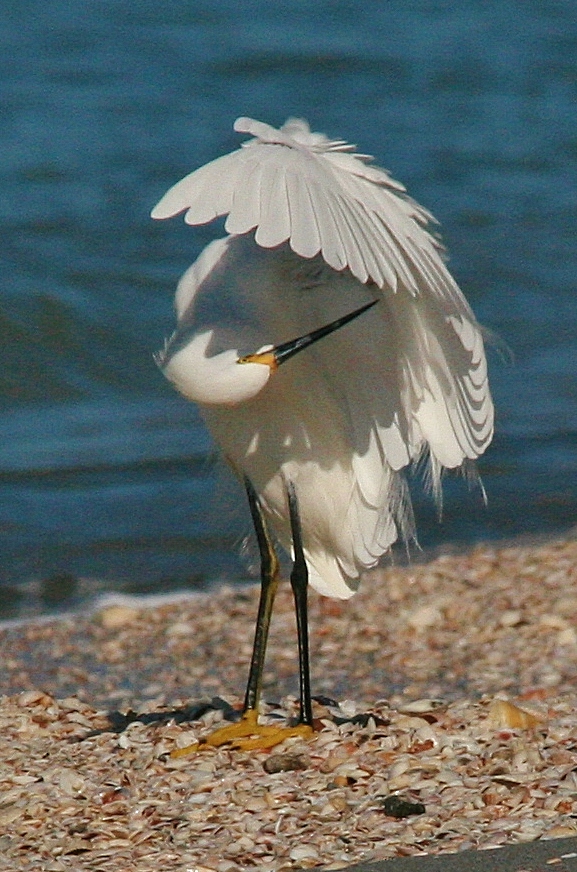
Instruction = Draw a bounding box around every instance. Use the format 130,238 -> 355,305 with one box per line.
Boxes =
78,697 -> 239,740
77,695 -> 389,741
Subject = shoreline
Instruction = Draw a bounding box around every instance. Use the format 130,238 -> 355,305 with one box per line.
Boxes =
3,523 -> 574,631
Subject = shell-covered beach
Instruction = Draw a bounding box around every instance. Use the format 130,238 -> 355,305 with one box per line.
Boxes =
1,534 -> 577,870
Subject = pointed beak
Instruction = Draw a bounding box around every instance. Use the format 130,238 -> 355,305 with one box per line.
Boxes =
239,299 -> 378,370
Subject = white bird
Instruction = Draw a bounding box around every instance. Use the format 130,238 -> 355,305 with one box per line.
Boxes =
152,116 -> 494,750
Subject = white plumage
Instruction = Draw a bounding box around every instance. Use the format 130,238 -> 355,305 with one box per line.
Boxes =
153,116 -> 493,601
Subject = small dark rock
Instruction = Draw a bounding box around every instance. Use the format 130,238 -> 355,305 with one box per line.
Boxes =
381,794 -> 426,818
41,572 -> 78,607
263,753 -> 310,773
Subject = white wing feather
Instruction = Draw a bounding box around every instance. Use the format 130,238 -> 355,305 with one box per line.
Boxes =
152,116 -> 447,294
154,118 -> 494,598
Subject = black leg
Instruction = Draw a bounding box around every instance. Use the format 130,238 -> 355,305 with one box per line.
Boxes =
242,476 -> 280,715
286,481 -> 314,727
170,476 -> 315,754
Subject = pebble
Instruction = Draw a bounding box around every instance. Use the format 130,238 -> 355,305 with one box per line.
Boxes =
98,605 -> 140,629
289,845 -> 320,862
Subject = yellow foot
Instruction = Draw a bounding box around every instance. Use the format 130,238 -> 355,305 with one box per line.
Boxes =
171,709 -> 314,757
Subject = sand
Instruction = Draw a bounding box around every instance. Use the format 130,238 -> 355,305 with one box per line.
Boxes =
1,533 -> 576,870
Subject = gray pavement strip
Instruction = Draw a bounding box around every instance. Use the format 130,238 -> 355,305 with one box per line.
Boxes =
319,836 -> 577,872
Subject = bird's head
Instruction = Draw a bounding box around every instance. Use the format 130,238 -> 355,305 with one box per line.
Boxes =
160,299 -> 377,407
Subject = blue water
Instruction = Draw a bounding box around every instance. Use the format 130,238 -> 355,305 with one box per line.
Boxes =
2,1 -> 576,618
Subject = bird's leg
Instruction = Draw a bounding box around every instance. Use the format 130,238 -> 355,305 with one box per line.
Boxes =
172,477 -> 312,754
242,475 -> 280,713
286,481 -> 314,729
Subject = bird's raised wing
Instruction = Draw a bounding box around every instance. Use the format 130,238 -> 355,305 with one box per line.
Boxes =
152,116 -> 462,298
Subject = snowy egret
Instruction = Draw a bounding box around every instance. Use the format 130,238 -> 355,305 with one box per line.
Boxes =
152,117 -> 493,749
